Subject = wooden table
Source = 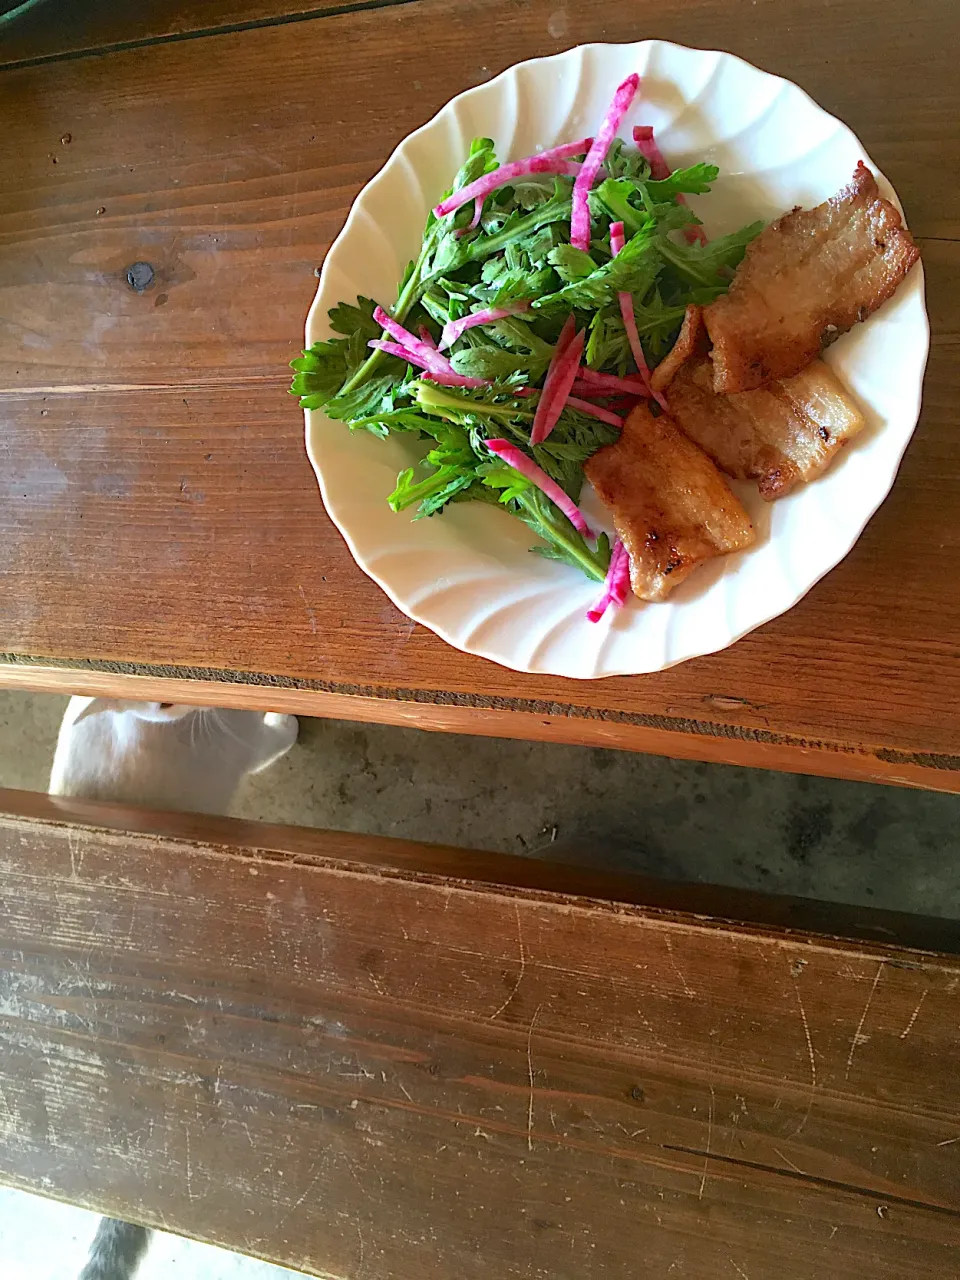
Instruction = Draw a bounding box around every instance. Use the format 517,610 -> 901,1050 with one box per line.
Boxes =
0,0 -> 958,790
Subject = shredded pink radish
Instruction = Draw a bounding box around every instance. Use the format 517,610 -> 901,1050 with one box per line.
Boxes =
527,137 -> 594,162
530,316 -> 584,446
368,339 -> 447,373
586,538 -> 631,622
439,301 -> 532,351
605,221 -> 667,410
632,125 -> 669,179
433,144 -> 591,219
618,293 -> 668,410
485,439 -> 594,538
455,196 -> 484,238
574,366 -> 648,397
633,125 -> 707,245
369,340 -> 487,387
373,306 -> 452,375
565,395 -> 624,429
421,369 -> 490,389
418,326 -> 438,348
570,73 -> 640,250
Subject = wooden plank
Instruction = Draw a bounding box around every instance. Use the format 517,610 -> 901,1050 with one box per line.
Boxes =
1,0 -> 958,787
7,790 -> 960,953
0,791 -> 958,1279
0,0 -> 375,68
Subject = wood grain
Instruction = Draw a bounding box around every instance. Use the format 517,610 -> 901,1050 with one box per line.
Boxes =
0,0 -> 958,785
0,0 -> 373,68
0,790 -> 958,1278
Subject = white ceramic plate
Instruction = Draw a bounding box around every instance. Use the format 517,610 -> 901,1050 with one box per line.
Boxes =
304,41 -> 928,679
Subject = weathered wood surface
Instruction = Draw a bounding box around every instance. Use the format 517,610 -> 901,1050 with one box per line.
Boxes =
0,0 -> 958,788
0,790 -> 958,1278
0,0 -> 365,68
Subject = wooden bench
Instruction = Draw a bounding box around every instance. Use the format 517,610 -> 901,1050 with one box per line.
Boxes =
1,790 -> 957,1277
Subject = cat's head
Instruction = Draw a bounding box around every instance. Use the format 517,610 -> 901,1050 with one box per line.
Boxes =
69,699 -> 196,726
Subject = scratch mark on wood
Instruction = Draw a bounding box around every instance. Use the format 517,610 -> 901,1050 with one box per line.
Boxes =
665,935 -> 695,998
368,971 -> 386,998
489,901 -> 527,1021
899,989 -> 927,1039
281,1159 -> 325,1225
845,962 -> 885,1080
790,975 -> 817,1136
526,1002 -> 543,1153
699,1085 -> 715,1201
67,829 -> 84,881
185,1127 -> 196,1202
936,1136 -> 960,1147
396,1080 -> 413,1104
772,1147 -> 805,1175
297,586 -> 318,635
355,1219 -> 366,1278
730,1261 -> 750,1280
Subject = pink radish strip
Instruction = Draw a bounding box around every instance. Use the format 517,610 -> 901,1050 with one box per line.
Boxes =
455,196 -> 484,238
421,370 -> 490,389
618,294 -> 669,411
574,366 -> 648,396
368,341 -> 487,387
586,539 -> 630,622
485,439 -> 594,539
439,301 -> 532,351
368,339 -> 444,373
531,311 -> 574,409
569,383 -> 620,400
633,125 -> 669,179
433,148 -> 589,219
373,306 -> 452,375
633,125 -> 707,245
418,326 -> 438,348
607,221 -> 666,410
565,395 -> 624,429
530,317 -> 585,445
571,73 -> 640,250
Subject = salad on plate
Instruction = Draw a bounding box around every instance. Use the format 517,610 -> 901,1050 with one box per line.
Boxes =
291,73 -> 919,622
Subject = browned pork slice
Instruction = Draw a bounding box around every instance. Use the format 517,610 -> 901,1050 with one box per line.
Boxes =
703,162 -> 920,393
585,403 -> 755,601
658,350 -> 867,500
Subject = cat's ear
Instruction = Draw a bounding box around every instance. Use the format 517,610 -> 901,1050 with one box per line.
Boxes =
63,697 -> 116,726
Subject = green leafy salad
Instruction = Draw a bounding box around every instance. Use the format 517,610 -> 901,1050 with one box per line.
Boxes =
290,73 -> 764,620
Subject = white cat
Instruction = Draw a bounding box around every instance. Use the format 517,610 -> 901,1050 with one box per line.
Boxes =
50,699 -> 298,815
49,698 -> 299,1280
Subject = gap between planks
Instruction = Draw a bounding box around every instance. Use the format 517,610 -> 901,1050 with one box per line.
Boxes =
0,0 -> 422,74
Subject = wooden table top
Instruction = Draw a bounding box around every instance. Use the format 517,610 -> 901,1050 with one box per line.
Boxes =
1,0 -> 958,790
2,789 -> 959,1279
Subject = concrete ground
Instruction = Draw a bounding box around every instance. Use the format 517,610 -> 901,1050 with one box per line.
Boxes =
1,689 -> 958,1277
